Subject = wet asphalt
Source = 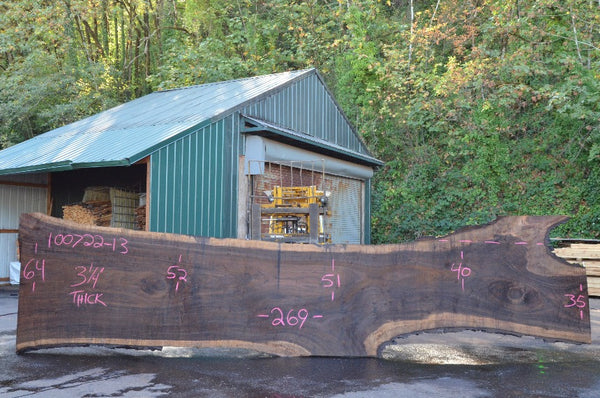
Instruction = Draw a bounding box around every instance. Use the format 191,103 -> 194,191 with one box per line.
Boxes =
1,285 -> 599,397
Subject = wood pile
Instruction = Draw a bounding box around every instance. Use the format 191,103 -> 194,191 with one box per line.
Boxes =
63,186 -> 141,229
136,205 -> 146,230
62,201 -> 112,227
554,243 -> 600,296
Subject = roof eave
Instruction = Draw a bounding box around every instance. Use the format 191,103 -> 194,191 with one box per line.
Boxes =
0,159 -> 133,176
0,161 -> 73,176
241,116 -> 384,169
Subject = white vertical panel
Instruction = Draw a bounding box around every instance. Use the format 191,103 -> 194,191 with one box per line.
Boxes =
0,233 -> 18,280
326,176 -> 363,245
0,182 -> 47,279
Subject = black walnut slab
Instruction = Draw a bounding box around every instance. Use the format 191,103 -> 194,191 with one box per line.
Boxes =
16,213 -> 591,356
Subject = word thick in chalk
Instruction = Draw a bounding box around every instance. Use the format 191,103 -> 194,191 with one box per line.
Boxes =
69,290 -> 107,307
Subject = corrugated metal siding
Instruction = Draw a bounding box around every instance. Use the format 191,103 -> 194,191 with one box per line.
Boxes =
326,176 -> 363,244
0,232 -> 17,280
0,185 -> 47,227
149,117 -> 241,238
364,178 -> 372,245
242,73 -> 370,157
0,182 -> 47,279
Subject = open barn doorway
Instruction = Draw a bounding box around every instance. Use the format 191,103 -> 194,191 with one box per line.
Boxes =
50,163 -> 147,231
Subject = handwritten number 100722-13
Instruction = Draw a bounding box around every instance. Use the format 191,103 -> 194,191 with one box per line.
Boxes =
48,232 -> 128,255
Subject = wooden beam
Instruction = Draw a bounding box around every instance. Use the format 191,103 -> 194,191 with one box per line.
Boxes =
251,203 -> 261,240
16,213 -> 591,356
309,203 -> 318,243
0,181 -> 48,189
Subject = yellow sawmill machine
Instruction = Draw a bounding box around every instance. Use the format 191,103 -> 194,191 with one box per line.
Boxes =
260,185 -> 331,244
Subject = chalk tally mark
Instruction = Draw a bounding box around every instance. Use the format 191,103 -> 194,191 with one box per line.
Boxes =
22,242 -> 46,293
438,238 -> 545,246
564,284 -> 587,320
321,258 -> 341,301
166,254 -> 188,292
450,250 -> 471,292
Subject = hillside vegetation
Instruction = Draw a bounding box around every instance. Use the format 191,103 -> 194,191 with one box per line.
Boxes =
1,0 -> 599,241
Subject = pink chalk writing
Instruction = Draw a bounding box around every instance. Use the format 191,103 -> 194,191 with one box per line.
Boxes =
69,290 -> 107,307
451,251 -> 471,291
71,263 -> 104,289
69,263 -> 106,307
166,255 -> 188,292
321,259 -> 341,301
258,307 -> 313,329
48,232 -> 128,255
321,273 -> 341,289
22,242 -> 46,293
564,284 -> 587,320
22,258 -> 45,293
435,238 -> 548,248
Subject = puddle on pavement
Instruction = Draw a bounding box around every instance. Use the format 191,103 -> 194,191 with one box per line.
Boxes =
0,367 -> 170,397
328,378 -> 492,398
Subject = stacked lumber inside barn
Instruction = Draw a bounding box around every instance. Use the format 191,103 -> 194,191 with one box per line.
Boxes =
62,186 -> 145,230
554,242 -> 600,297
62,201 -> 112,226
62,187 -> 112,227
135,205 -> 146,230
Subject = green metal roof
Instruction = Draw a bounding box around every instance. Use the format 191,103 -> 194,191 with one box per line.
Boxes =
0,70 -> 313,175
0,68 -> 380,175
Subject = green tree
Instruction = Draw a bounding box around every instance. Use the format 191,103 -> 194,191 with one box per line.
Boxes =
1,0 -> 598,240
370,0 -> 600,242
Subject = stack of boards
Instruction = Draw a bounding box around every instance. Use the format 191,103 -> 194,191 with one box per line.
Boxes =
554,243 -> 600,296
62,187 -> 144,230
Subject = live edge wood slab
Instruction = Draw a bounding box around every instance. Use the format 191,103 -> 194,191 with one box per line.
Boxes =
16,213 -> 590,356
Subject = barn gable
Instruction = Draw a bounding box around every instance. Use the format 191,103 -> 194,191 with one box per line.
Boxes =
138,69 -> 381,239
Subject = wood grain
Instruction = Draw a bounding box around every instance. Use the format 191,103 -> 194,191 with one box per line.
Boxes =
16,213 -> 591,356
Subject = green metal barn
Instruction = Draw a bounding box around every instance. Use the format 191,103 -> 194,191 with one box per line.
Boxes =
0,69 -> 382,283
